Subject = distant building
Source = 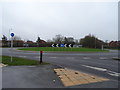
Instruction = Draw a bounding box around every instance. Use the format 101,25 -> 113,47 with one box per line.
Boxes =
40,40 -> 47,44
26,41 -> 35,47
109,41 -> 120,48
1,38 -> 47,47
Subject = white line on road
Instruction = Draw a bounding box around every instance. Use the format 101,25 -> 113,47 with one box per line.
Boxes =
82,65 -> 107,71
83,57 -> 91,59
99,57 -> 107,59
82,65 -> 120,77
49,57 -> 57,58
107,71 -> 120,77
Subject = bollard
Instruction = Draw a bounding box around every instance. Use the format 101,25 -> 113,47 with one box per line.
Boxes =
40,51 -> 43,64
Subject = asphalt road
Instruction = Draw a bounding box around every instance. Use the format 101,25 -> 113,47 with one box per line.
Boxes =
1,48 -> 120,88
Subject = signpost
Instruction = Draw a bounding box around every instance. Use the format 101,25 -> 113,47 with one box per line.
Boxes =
10,33 -> 14,62
40,51 -> 43,64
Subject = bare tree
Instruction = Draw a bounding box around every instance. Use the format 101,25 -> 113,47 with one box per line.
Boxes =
52,34 -> 64,44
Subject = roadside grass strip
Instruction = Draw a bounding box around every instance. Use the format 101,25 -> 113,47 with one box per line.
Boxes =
54,68 -> 109,87
1,56 -> 49,66
18,47 -> 108,52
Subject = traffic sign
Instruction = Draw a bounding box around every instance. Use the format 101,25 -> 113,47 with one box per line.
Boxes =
64,44 -> 67,48
69,44 -> 72,48
56,44 -> 59,47
52,44 -> 54,47
11,33 -> 14,37
60,44 -> 64,47
51,43 -> 74,47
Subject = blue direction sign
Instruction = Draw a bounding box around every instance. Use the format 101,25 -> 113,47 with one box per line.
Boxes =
11,33 -> 14,37
60,44 -> 64,47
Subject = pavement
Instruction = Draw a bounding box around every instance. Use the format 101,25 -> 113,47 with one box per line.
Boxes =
2,65 -> 64,88
2,65 -> 118,88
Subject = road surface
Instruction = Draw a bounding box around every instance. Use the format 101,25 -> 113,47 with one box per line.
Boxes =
1,48 -> 120,88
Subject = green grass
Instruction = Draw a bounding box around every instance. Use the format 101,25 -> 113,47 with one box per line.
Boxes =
1,56 -> 49,66
18,47 -> 108,52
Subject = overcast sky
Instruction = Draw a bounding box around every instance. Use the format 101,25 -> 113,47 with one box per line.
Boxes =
1,0 -> 118,42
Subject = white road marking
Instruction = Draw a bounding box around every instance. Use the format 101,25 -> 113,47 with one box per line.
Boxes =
99,57 -> 107,59
83,57 -> 91,59
107,71 -> 120,77
49,57 -> 57,58
82,65 -> 120,77
82,65 -> 107,71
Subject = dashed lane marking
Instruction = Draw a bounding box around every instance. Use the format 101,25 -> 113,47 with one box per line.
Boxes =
49,57 -> 57,58
83,57 -> 91,59
99,57 -> 108,59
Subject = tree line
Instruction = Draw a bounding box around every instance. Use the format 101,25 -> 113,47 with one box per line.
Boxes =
1,34 -> 108,48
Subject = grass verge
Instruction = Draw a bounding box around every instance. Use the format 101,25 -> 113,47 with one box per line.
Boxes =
1,56 -> 49,66
18,47 -> 108,52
